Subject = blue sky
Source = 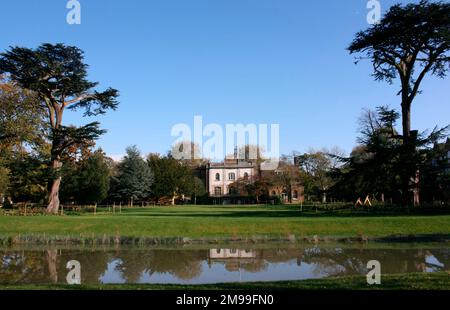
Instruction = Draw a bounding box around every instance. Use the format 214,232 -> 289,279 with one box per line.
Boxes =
0,0 -> 448,159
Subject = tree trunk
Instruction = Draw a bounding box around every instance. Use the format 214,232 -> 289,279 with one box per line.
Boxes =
401,101 -> 411,142
400,100 -> 413,206
46,249 -> 58,283
413,169 -> 420,207
46,158 -> 62,214
322,192 -> 327,204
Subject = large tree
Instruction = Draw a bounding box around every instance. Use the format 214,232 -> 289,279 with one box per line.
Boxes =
297,149 -> 341,203
0,43 -> 119,213
348,0 -> 450,205
110,146 -> 153,206
147,153 -> 196,205
60,149 -> 112,205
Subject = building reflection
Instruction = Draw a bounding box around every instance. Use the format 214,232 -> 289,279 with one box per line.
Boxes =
0,246 -> 449,284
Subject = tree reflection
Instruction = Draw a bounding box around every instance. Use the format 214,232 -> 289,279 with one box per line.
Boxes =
0,245 -> 448,284
115,249 -> 205,282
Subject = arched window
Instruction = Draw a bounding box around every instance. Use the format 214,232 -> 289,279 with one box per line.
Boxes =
243,172 -> 249,180
215,173 -> 220,181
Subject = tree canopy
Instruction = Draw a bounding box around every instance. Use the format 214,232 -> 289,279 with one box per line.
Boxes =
0,43 -> 119,213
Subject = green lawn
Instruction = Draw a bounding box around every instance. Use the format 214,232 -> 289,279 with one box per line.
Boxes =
1,273 -> 449,290
1,205 -> 450,243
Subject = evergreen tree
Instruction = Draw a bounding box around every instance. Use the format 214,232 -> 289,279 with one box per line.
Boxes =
110,146 -> 153,205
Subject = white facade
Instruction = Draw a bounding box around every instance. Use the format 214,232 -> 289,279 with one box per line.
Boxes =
209,249 -> 256,259
207,162 -> 255,196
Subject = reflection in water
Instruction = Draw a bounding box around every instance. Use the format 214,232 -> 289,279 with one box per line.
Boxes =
0,244 -> 449,285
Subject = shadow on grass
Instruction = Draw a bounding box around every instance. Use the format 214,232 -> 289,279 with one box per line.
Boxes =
118,209 -> 450,219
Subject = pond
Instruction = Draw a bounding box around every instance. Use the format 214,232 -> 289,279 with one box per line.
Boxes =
1,243 -> 449,285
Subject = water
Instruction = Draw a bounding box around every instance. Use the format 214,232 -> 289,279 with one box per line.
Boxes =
0,243 -> 449,285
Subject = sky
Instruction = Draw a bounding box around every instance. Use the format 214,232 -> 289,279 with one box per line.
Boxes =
0,0 -> 449,160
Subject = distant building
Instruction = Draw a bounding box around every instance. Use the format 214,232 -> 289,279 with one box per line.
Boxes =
206,159 -> 256,197
262,165 -> 305,204
196,154 -> 304,204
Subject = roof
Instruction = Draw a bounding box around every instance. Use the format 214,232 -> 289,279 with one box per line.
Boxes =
207,161 -> 255,169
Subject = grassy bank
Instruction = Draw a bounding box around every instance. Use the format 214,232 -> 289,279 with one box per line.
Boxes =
1,206 -> 450,244
1,273 -> 449,290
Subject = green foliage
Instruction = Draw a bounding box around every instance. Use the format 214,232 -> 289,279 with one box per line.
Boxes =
147,153 -> 201,202
348,0 -> 450,205
336,107 -> 402,200
7,154 -> 48,203
0,44 -> 119,114
331,107 -> 449,203
348,0 -> 450,85
0,166 -> 10,197
110,146 -> 153,203
0,43 -> 119,212
0,78 -> 48,152
297,150 -> 338,202
60,150 -> 111,204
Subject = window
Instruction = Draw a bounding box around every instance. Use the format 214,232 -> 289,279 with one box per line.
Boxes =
228,173 -> 235,180
243,172 -> 249,180
215,173 -> 220,181
271,191 -> 277,196
214,187 -> 222,196
293,190 -> 299,199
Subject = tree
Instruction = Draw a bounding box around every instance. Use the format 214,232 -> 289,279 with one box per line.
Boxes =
147,153 -> 197,205
348,0 -> 450,205
0,166 -> 9,203
187,176 -> 207,205
7,153 -> 48,203
170,141 -> 206,168
331,107 -> 402,202
110,146 -> 153,206
0,76 -> 47,153
0,43 -> 119,213
297,149 -> 340,203
330,106 -> 448,204
78,150 -> 111,204
60,149 -> 112,205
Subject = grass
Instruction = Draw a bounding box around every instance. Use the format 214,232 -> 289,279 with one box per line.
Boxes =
1,273 -> 449,290
1,205 -> 450,243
